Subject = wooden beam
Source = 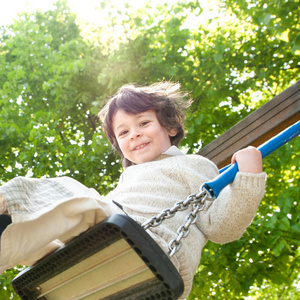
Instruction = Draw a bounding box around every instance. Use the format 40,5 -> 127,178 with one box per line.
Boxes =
198,80 -> 300,168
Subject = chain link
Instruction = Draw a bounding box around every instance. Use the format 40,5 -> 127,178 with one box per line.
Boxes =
141,185 -> 215,257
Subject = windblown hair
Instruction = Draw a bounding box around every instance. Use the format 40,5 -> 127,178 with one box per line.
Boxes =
98,81 -> 191,167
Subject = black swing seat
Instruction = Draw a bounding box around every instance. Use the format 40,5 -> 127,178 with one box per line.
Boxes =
12,214 -> 184,300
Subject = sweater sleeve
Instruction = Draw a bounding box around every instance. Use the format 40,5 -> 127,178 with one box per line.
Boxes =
196,171 -> 267,244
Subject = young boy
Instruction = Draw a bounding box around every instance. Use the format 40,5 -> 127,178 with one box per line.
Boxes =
0,82 -> 266,299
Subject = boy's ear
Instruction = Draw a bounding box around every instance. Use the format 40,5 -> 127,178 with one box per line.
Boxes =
168,128 -> 177,137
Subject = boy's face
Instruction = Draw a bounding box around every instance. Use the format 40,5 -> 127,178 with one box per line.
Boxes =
113,109 -> 177,165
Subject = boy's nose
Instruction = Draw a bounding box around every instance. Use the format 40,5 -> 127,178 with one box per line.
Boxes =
130,131 -> 141,140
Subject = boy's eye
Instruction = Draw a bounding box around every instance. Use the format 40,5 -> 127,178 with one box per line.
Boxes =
141,121 -> 150,127
118,130 -> 128,137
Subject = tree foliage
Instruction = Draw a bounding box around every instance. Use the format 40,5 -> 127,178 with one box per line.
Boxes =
0,0 -> 299,298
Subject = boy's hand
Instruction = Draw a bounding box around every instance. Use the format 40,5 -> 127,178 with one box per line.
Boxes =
231,146 -> 263,174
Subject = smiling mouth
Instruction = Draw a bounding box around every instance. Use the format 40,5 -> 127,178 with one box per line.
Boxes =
133,143 -> 149,151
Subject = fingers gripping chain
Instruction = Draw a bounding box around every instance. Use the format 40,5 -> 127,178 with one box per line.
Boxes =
141,185 -> 215,257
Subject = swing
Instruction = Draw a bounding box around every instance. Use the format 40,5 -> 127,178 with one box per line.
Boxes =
12,121 -> 300,300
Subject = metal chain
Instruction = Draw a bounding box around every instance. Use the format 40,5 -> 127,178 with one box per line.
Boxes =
141,185 -> 215,257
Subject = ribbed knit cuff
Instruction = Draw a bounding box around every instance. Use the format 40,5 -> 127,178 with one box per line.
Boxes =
231,172 -> 267,197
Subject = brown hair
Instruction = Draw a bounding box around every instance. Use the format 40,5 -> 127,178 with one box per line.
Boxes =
99,81 -> 191,167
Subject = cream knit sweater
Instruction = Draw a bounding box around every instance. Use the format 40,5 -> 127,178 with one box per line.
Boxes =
0,153 -> 266,298
105,154 -> 267,299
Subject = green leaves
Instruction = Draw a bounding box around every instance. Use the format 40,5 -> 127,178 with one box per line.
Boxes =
0,0 -> 299,298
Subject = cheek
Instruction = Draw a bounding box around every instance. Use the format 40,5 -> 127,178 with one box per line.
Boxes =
117,139 -> 127,152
